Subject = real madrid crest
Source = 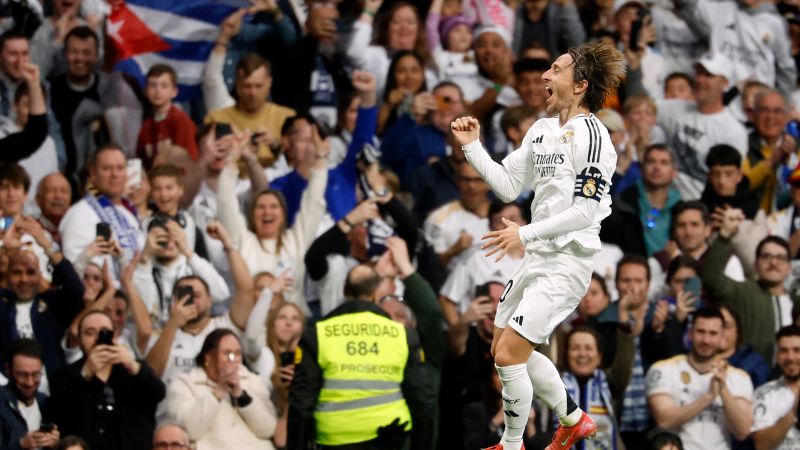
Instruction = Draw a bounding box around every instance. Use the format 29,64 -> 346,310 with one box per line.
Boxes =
582,178 -> 597,197
681,371 -> 691,384
559,131 -> 573,144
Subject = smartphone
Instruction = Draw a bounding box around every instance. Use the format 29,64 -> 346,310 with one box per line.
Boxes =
683,276 -> 702,301
475,283 -> 490,298
215,122 -> 233,139
176,285 -> 195,305
97,328 -> 114,346
96,222 -> 111,240
435,95 -> 451,112
250,132 -> 265,145
39,423 -> 55,433
629,10 -> 649,51
126,158 -> 142,189
0,216 -> 13,232
280,351 -> 295,366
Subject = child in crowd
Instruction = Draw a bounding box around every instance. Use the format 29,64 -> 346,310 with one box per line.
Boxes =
137,64 -> 199,169
426,0 -> 482,101
147,164 -> 207,257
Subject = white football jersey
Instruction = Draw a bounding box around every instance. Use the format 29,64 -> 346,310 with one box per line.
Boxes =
464,113 -> 616,254
646,355 -> 754,450
752,378 -> 800,450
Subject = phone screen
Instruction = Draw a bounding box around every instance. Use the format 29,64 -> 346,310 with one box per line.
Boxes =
683,277 -> 702,300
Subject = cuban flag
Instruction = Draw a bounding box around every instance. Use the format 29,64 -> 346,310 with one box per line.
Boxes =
106,0 -> 250,100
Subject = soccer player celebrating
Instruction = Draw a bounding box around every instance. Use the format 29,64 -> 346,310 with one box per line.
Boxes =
450,42 -> 626,450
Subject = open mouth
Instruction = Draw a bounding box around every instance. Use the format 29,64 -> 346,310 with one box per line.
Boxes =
545,86 -> 554,102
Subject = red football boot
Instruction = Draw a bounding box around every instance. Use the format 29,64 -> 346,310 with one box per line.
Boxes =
545,412 -> 597,450
482,443 -> 526,450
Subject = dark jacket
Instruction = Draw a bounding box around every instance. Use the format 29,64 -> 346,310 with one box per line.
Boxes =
702,236 -> 799,363
700,177 -> 760,219
45,360 -> 165,450
408,158 -> 460,226
0,258 -> 84,379
600,184 -> 647,256
0,386 -> 48,450
381,116 -> 447,188
728,345 -> 770,388
287,300 -> 435,450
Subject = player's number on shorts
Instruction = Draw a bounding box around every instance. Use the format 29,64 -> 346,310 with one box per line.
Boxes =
500,280 -> 513,303
346,341 -> 379,356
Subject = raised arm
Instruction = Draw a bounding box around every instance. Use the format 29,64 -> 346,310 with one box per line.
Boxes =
452,117 -> 532,202
120,254 -> 154,355
346,0 -> 383,70
207,220 -> 254,330
203,10 -> 243,112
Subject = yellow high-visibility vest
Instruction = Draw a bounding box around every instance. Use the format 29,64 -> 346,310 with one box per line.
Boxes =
314,310 -> 412,446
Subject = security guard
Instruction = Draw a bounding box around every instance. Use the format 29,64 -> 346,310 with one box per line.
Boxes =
287,264 -> 435,450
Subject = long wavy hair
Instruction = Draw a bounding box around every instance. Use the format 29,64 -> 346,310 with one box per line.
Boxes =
374,1 -> 431,65
248,189 -> 289,254
266,301 -> 306,411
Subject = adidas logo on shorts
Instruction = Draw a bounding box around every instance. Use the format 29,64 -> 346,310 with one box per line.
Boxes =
512,316 -> 524,326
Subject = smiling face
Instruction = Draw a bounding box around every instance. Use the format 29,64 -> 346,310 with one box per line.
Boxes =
689,316 -> 723,362
9,354 -> 42,403
693,68 -> 727,109
567,331 -> 602,377
65,35 -> 98,81
673,209 -> 710,255
542,53 -> 582,116
150,175 -> 183,216
92,149 -> 128,200
82,263 -> 102,295
754,91 -> 789,143
36,174 -> 71,220
0,37 -> 29,82
475,32 -> 509,74
252,192 -> 285,239
9,252 -> 40,302
388,6 -> 419,51
516,70 -> 548,111
755,241 -> 791,285
777,335 -> 800,381
446,23 -> 473,53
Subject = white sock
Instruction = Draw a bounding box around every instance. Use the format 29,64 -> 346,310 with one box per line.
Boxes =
526,351 -> 582,426
496,363 -> 532,450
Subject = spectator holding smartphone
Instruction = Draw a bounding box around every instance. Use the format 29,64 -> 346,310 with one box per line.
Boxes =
165,329 -> 277,449
45,311 -> 165,450
0,339 -> 60,449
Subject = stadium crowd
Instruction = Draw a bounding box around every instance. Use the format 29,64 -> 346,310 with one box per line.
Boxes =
2,0 -> 800,449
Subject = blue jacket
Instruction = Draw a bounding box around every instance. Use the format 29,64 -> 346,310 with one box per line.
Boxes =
272,106 -> 377,225
0,385 -> 48,450
0,259 -> 84,380
408,158 -> 460,226
728,345 -> 770,389
380,115 -> 447,188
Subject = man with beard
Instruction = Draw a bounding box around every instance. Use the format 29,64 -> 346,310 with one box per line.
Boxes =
646,307 -> 753,450
751,325 -> 800,449
144,272 -> 254,384
0,339 -> 60,449
702,208 -> 797,363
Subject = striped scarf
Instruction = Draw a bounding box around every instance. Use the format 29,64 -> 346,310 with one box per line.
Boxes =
562,369 -> 619,450
619,337 -> 649,431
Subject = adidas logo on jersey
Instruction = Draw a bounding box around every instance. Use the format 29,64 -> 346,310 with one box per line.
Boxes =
532,135 -> 543,144
512,316 -> 524,326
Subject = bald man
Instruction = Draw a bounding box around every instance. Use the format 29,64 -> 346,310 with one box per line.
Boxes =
35,173 -> 71,243
0,245 -> 84,387
153,423 -> 190,449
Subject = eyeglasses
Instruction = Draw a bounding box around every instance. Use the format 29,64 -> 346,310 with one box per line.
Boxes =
153,443 -> 190,449
646,208 -> 661,229
758,253 -> 790,263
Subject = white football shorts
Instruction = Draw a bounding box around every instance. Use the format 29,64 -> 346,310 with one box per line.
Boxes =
495,244 -> 593,344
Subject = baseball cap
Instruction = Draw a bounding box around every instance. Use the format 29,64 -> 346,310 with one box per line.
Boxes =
474,24 -> 511,49
694,52 -> 733,82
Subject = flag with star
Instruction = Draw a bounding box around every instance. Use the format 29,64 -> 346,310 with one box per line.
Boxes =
107,0 -> 250,100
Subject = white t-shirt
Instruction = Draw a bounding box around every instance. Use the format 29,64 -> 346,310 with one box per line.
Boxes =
646,354 -> 754,450
752,378 -> 800,449
650,4 -> 708,76
440,247 -> 521,313
423,200 -> 489,269
15,301 -> 34,339
18,399 -> 41,432
154,314 -> 239,385
433,49 -> 483,102
657,100 -> 748,200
